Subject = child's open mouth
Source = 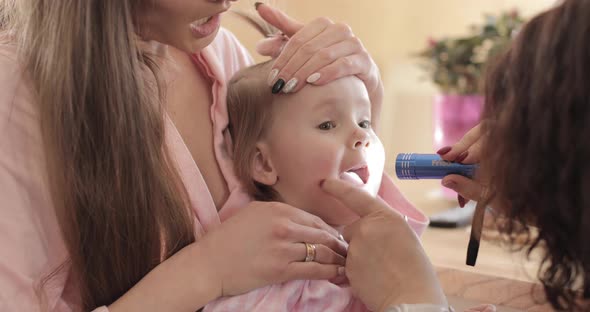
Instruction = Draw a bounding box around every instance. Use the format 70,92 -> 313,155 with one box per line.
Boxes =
339,165 -> 370,186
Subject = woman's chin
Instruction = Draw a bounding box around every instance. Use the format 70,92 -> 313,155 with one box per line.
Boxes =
172,28 -> 219,53
187,34 -> 218,52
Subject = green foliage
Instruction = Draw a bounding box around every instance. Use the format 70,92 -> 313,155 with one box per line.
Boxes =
417,10 -> 525,95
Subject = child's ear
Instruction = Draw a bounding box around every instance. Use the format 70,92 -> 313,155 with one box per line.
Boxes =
252,142 -> 278,186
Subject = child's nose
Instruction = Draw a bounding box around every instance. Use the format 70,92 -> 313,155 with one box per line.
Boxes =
351,130 -> 370,149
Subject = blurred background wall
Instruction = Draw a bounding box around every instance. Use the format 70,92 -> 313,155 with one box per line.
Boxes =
222,0 -> 555,167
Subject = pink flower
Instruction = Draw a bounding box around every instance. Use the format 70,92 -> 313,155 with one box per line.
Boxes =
428,37 -> 438,48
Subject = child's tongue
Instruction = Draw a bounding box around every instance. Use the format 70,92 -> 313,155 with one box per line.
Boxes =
339,171 -> 364,186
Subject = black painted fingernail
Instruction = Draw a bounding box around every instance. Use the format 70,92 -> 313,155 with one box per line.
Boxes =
272,79 -> 285,94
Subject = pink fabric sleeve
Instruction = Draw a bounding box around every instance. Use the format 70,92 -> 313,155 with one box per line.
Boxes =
198,27 -> 256,222
0,44 -> 87,311
208,28 -> 254,81
0,28 -> 252,312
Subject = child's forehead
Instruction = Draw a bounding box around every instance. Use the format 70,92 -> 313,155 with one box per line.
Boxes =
293,76 -> 369,106
273,77 -> 371,117
318,75 -> 365,91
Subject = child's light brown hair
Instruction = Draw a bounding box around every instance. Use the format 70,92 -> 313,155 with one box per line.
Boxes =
227,9 -> 284,202
227,60 -> 282,201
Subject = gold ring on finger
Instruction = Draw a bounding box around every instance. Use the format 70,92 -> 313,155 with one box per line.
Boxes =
304,242 -> 317,262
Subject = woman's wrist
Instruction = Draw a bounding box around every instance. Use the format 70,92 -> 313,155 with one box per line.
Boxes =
381,295 -> 448,312
185,240 -> 224,307
379,279 -> 448,312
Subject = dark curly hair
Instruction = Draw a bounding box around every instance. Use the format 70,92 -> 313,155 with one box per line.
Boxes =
481,0 -> 590,310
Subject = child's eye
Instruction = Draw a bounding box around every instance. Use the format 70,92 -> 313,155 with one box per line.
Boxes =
358,120 -> 371,129
318,121 -> 336,130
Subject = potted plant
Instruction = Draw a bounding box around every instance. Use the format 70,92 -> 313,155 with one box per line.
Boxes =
418,10 -> 525,153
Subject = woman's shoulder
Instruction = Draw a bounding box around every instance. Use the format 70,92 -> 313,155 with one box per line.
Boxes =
0,34 -> 23,79
0,39 -> 40,144
0,37 -> 45,189
0,38 -> 23,93
0,38 -> 36,121
0,36 -> 72,312
0,37 -> 45,190
0,37 -> 17,62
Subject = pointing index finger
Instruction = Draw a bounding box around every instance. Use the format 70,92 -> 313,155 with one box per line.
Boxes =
321,178 -> 385,217
256,3 -> 304,37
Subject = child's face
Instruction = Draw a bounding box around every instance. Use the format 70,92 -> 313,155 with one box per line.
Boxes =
257,77 -> 385,226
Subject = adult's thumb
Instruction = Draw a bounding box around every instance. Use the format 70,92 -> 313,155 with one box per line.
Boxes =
321,178 -> 386,217
442,174 -> 484,202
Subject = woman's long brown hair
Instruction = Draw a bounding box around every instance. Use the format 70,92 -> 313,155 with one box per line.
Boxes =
1,0 -> 195,309
482,0 -> 590,310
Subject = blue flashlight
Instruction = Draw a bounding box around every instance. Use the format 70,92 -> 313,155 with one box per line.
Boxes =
395,153 -> 477,180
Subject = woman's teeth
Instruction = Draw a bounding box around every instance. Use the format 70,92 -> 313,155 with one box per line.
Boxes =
194,16 -> 212,26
